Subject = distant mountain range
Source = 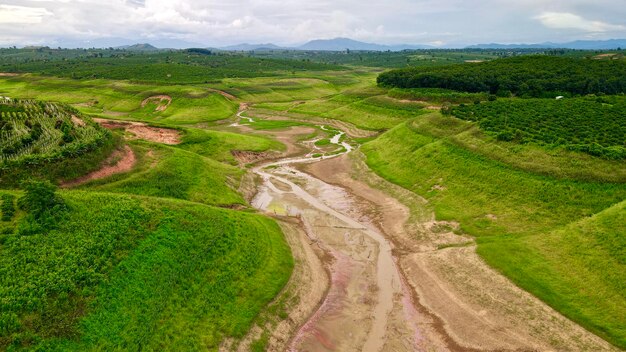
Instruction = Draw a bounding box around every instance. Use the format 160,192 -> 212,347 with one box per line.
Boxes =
467,39 -> 626,50
218,38 -> 433,51
23,37 -> 626,51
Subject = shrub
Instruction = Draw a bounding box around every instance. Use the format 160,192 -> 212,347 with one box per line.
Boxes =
1,194 -> 15,221
17,180 -> 66,235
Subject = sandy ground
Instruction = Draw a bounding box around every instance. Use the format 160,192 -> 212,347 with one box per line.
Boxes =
141,95 -> 172,112
94,118 -> 181,144
62,145 -> 135,187
0,73 -> 19,77
305,152 -> 618,351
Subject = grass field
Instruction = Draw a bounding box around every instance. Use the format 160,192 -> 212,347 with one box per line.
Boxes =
362,114 -> 626,347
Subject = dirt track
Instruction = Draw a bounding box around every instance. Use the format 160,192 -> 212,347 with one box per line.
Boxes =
62,145 -> 135,187
235,117 -> 617,351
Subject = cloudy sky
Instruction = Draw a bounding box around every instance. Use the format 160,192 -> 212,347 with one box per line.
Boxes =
0,0 -> 625,47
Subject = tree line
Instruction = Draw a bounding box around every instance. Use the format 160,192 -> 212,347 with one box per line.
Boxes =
377,56 -> 626,97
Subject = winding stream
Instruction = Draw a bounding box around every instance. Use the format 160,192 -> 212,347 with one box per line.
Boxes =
251,128 -> 421,351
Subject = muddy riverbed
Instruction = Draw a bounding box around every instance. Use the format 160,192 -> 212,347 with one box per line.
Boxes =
236,110 -> 617,352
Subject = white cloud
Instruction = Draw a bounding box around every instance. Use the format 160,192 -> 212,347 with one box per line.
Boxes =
0,5 -> 51,24
0,1 -> 625,47
534,12 -> 625,32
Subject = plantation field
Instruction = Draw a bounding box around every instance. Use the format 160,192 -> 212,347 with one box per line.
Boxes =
378,55 -> 626,97
387,87 -> 488,104
0,191 -> 292,351
254,84 -> 431,130
451,96 -> 626,159
0,49 -> 342,83
362,114 -> 626,347
0,98 -> 116,186
249,48 -> 561,68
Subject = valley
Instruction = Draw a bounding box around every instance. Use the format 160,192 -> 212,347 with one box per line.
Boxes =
0,48 -> 624,351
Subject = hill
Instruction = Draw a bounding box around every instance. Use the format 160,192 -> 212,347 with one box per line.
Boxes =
0,98 -> 114,186
115,43 -> 159,51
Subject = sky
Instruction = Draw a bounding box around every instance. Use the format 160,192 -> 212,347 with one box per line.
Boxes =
0,0 -> 625,47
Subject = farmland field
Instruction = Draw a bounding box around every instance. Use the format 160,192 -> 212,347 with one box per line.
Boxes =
0,47 -> 624,351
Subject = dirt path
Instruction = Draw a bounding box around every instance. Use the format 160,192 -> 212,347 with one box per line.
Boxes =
62,145 -> 135,187
208,88 -> 237,100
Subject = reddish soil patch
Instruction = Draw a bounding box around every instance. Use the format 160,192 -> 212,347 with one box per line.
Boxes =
62,145 -> 135,187
94,118 -> 181,145
208,88 -> 236,100
71,115 -> 86,127
141,95 -> 172,112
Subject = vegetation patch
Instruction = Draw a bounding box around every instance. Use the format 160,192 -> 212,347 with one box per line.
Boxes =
0,98 -> 114,186
378,56 -> 626,97
450,96 -> 626,159
0,191 -> 292,351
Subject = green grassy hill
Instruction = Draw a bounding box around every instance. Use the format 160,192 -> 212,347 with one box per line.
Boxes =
0,191 -> 291,351
362,113 -> 626,348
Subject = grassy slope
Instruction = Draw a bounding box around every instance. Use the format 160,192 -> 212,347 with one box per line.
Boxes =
362,116 -> 626,347
0,191 -> 292,351
178,128 -> 283,164
0,76 -> 238,125
254,81 -> 430,131
478,200 -> 626,346
89,144 -> 245,207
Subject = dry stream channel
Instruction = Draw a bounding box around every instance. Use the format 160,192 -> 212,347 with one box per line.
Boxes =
251,127 -> 422,351
238,109 -> 617,352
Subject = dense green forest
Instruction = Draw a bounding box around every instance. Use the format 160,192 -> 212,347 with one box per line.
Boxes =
449,97 -> 626,159
377,56 -> 626,97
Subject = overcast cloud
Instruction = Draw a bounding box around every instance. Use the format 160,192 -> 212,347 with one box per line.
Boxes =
0,0 -> 625,47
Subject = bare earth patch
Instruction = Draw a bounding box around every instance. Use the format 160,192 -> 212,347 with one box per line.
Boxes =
0,73 -> 19,77
231,150 -> 274,164
62,145 -> 135,187
141,95 -> 172,112
70,115 -> 86,127
208,88 -> 237,100
94,118 -> 181,145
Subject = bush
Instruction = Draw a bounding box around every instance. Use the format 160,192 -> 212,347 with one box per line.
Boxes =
17,180 -> 66,235
1,194 -> 15,221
